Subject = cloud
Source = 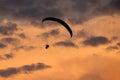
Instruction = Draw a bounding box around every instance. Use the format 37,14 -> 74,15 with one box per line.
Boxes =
76,30 -> 89,38
83,36 -> 110,46
117,42 -> 120,46
0,0 -> 119,26
111,36 -> 118,41
4,53 -> 14,59
106,46 -> 119,51
0,22 -> 17,35
111,0 -> 120,10
18,33 -> 27,39
70,0 -> 120,24
54,41 -> 78,48
106,42 -> 120,51
0,53 -> 14,61
40,29 -> 59,38
96,0 -> 120,14
0,68 -> 19,77
0,42 -> 6,48
0,0 -> 62,22
72,0 -> 100,13
0,63 -> 51,77
79,73 -> 102,80
1,37 -> 19,45
21,63 -> 51,73
12,45 -> 36,51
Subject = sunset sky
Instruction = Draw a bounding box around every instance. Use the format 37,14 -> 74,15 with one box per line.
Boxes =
0,0 -> 120,80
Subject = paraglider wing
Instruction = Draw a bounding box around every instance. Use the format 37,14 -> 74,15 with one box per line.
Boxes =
42,17 -> 73,37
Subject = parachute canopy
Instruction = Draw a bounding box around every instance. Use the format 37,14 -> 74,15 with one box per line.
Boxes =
42,17 -> 73,37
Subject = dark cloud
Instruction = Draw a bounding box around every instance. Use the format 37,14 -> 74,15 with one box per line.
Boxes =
0,63 -> 51,77
0,22 -> 17,35
0,0 -> 119,25
55,41 -> 78,48
96,0 -> 119,17
0,53 -> 14,61
73,0 -> 99,13
50,29 -> 59,36
12,45 -> 36,51
96,0 -> 120,14
0,0 -> 62,23
77,30 -> 89,38
0,56 -> 4,61
0,0 -> 34,7
117,42 -> 120,46
111,36 -> 118,41
18,33 -> 27,39
40,29 -> 59,38
21,64 -> 35,73
106,46 -> 119,51
111,0 -> 120,10
0,42 -> 6,48
83,36 -> 110,46
0,68 -> 19,77
1,37 -> 19,45
71,0 -> 120,24
4,53 -> 14,59
106,42 -> 120,51
21,63 -> 51,73
66,0 -> 115,24
79,73 -> 102,80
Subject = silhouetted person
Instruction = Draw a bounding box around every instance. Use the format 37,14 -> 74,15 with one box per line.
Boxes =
45,45 -> 49,49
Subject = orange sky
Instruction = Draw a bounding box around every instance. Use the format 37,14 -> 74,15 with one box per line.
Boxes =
0,0 -> 120,80
0,14 -> 120,80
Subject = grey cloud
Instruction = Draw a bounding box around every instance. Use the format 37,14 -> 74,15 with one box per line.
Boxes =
55,41 -> 78,48
0,0 -> 34,7
0,0 -> 62,23
4,53 -> 14,59
0,43 -> 6,48
79,73 -> 102,80
50,29 -> 59,36
77,30 -> 89,38
106,41 -> 120,51
18,33 -> 27,39
64,0 -> 117,24
12,45 -> 36,51
107,0 -> 120,10
0,0 -> 119,25
0,68 -> 19,77
72,0 -> 99,13
67,0 -> 120,24
0,53 -> 14,61
83,36 -> 110,46
0,63 -> 51,77
71,0 -> 120,23
117,42 -> 120,46
112,0 -> 120,10
0,22 -> 17,35
96,0 -> 120,14
36,63 -> 51,69
0,56 -> 4,61
41,29 -> 59,38
111,36 -> 118,41
1,37 -> 19,45
21,63 -> 51,73
106,46 -> 119,51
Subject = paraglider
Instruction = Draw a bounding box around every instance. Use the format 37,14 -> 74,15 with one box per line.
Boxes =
45,44 -> 49,49
42,17 -> 73,37
42,17 -> 73,49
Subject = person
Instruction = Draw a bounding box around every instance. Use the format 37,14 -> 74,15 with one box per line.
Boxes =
45,45 -> 49,49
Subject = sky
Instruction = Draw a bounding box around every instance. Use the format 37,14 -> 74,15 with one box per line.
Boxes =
0,0 -> 120,80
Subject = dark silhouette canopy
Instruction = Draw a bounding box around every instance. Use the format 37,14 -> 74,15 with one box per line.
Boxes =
42,17 -> 73,37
